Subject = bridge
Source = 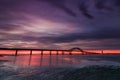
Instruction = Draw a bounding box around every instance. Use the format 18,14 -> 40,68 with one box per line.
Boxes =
0,48 -> 100,66
0,47 -> 88,56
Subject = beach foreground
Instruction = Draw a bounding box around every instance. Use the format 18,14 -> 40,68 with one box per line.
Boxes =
1,54 -> 120,80
0,64 -> 120,80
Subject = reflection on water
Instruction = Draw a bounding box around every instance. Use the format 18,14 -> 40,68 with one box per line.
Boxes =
1,54 -> 120,67
5,54 -> 78,67
1,54 -> 120,80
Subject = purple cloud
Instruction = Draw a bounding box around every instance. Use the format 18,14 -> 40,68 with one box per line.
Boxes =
0,0 -> 120,49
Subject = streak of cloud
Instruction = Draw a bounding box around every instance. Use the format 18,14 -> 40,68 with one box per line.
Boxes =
0,0 -> 120,49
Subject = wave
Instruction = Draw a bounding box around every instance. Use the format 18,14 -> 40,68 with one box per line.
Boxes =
0,63 -> 120,80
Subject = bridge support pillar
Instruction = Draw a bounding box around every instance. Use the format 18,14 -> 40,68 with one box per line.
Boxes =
62,51 -> 64,55
69,51 -> 72,55
56,51 -> 59,55
15,50 -> 18,56
102,50 -> 104,54
30,50 -> 32,55
50,50 -> 52,55
41,50 -> 43,55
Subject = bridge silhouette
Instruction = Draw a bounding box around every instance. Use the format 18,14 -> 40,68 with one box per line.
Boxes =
0,47 -> 100,66
0,47 -> 91,56
0,47 -> 98,56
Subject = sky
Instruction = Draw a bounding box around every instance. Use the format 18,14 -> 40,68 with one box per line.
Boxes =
0,0 -> 120,50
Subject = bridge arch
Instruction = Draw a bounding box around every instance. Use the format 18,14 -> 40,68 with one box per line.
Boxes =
69,47 -> 84,55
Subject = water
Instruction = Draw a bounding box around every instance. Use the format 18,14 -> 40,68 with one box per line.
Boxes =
0,54 -> 120,80
1,54 -> 120,67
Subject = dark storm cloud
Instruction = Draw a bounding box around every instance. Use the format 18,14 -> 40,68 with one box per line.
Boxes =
43,27 -> 120,43
95,0 -> 107,10
94,0 -> 119,12
1,23 -> 119,44
0,24 -> 19,31
38,0 -> 76,17
92,27 -> 120,39
0,0 -> 22,11
115,0 -> 120,6
79,1 -> 93,19
0,0 -> 120,49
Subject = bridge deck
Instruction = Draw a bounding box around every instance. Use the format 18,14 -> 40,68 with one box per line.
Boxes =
0,48 -> 77,56
0,48 -> 69,51
0,48 -> 97,55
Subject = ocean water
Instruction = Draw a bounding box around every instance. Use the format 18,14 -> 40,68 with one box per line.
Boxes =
0,54 -> 120,80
